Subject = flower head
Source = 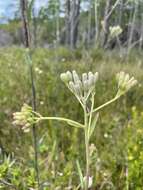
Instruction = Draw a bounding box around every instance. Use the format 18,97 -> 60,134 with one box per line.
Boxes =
116,71 -> 137,96
60,71 -> 99,103
13,104 -> 38,132
109,25 -> 122,38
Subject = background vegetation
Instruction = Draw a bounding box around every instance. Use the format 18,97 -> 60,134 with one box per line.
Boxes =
0,48 -> 142,189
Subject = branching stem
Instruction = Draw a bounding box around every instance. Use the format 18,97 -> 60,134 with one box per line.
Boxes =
38,116 -> 84,129
91,94 -> 121,114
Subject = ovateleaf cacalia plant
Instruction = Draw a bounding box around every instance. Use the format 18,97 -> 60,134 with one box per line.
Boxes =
13,71 -> 137,190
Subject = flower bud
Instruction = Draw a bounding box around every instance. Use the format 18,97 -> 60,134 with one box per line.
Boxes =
94,72 -> 99,83
13,104 -> 38,132
83,80 -> 89,92
88,72 -> 94,85
76,80 -> 83,90
60,73 -> 70,83
68,81 -> 75,93
74,84 -> 82,97
72,70 -> 80,83
88,77 -> 94,89
82,73 -> 88,83
127,78 -> 138,90
122,73 -> 130,87
88,72 -> 94,79
66,71 -> 72,81
117,71 -> 125,87
116,71 -> 137,94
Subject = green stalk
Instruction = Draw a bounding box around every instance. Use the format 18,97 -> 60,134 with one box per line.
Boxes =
91,95 -> 120,114
87,94 -> 95,138
84,105 -> 90,190
26,52 -> 40,189
38,116 -> 84,129
20,0 -> 40,188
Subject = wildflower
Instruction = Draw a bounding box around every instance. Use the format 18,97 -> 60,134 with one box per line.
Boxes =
57,172 -> 63,176
40,101 -> 44,105
13,104 -> 38,132
103,172 -> 108,178
35,67 -> 43,74
109,25 -> 123,38
60,71 -> 99,103
128,155 -> 134,161
60,71 -> 72,84
61,58 -> 66,62
116,71 -> 137,96
104,133 -> 108,138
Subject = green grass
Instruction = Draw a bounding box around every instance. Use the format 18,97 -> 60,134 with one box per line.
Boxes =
0,47 -> 143,189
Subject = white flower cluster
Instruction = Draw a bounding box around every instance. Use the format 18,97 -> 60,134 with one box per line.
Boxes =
116,71 -> 137,96
13,104 -> 37,132
60,71 -> 98,103
35,67 -> 43,74
109,25 -> 123,38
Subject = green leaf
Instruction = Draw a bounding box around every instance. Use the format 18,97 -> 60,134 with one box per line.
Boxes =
76,160 -> 84,189
89,113 -> 99,138
67,121 -> 84,129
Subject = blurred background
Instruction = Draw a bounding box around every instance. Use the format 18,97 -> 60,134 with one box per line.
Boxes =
0,0 -> 143,51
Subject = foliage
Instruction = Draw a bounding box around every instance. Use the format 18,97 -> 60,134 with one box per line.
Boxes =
128,107 -> 143,189
0,48 -> 143,189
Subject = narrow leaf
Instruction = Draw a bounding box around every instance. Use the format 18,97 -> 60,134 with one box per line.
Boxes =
76,160 -> 84,189
89,113 -> 99,138
67,121 -> 84,129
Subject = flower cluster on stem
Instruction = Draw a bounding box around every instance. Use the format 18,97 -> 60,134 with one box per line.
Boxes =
13,70 -> 137,190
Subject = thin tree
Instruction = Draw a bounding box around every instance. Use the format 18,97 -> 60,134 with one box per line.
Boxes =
65,0 -> 81,49
127,1 -> 139,54
94,0 -> 99,46
20,0 -> 40,189
101,0 -> 112,47
65,0 -> 71,46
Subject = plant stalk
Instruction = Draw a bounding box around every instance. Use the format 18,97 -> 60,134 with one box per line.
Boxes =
20,0 -> 40,188
84,105 -> 90,190
29,59 -> 40,189
91,95 -> 120,114
38,116 -> 84,129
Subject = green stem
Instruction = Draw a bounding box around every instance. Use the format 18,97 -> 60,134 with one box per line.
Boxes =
26,52 -> 40,189
84,105 -> 90,190
88,94 -> 95,138
91,95 -> 120,114
39,116 -> 84,129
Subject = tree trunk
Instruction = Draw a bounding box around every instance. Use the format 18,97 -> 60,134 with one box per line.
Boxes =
94,0 -> 99,46
56,1 -> 60,46
65,0 -> 71,46
20,1 -> 40,189
118,0 -> 124,26
127,2 -> 138,54
139,13 -> 143,49
32,7 -> 37,47
65,0 -> 80,49
87,0 -> 92,47
101,0 -> 112,47
20,0 -> 31,47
